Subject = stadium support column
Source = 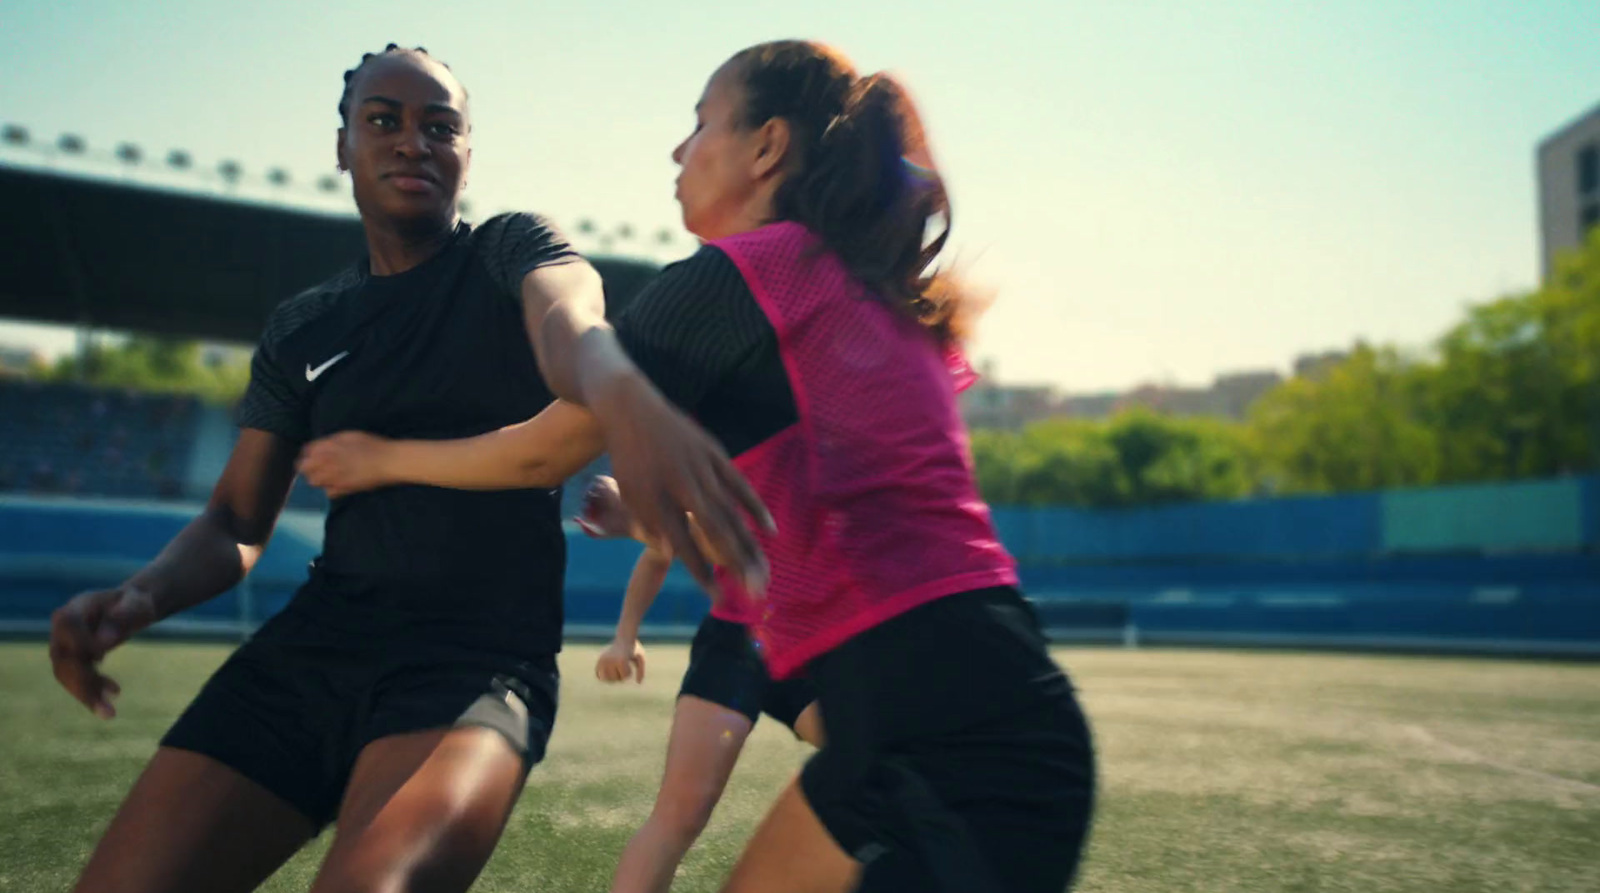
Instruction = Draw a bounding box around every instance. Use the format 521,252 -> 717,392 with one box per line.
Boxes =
74,323 -> 91,377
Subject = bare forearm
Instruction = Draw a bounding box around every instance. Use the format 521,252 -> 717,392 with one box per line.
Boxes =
519,261 -> 634,407
376,407 -> 605,492
614,551 -> 672,643
380,433 -> 548,491
535,304 -> 648,410
126,508 -> 266,621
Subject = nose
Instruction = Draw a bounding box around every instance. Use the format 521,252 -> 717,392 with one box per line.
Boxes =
394,124 -> 431,160
671,139 -> 686,166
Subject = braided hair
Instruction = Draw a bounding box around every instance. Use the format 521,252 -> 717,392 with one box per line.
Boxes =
337,44 -> 464,123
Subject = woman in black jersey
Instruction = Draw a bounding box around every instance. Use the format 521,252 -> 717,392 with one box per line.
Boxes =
45,45 -> 767,893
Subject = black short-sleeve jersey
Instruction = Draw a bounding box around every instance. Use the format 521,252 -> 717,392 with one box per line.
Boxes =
238,213 -> 579,655
611,246 -> 798,457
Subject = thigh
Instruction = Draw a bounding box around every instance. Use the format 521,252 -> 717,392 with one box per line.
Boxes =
719,778 -> 860,893
160,641 -> 350,827
762,675 -> 821,745
73,746 -> 315,893
360,658 -> 558,765
309,726 -> 528,893
655,695 -> 756,811
679,619 -> 767,726
789,702 -> 824,748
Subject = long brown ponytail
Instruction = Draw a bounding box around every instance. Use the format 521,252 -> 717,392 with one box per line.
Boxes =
731,41 -> 984,344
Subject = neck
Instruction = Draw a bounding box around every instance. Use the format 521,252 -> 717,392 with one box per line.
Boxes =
364,213 -> 459,276
711,199 -> 778,242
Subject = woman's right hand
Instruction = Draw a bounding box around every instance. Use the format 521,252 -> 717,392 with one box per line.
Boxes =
588,375 -> 772,595
49,583 -> 157,718
594,637 -> 646,684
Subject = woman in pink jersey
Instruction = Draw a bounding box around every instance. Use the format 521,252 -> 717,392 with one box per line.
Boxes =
298,39 -> 1096,893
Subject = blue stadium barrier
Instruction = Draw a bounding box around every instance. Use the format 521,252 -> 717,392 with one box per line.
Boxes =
1585,476 -> 1600,546
3,476 -> 1598,656
1380,478 -> 1585,553
0,497 -> 318,635
563,536 -> 709,635
1000,492 -> 1383,563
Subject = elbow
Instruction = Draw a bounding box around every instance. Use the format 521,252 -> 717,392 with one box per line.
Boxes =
517,456 -> 567,489
203,502 -> 273,549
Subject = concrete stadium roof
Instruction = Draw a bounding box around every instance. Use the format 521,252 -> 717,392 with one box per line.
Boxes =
0,165 -> 659,343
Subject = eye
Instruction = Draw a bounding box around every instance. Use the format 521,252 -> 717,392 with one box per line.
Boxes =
367,112 -> 398,128
425,122 -> 460,139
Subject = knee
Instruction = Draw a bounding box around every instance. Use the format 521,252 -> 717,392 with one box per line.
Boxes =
307,866 -> 399,893
310,859 -> 469,893
310,853 -> 418,893
311,830 -> 498,893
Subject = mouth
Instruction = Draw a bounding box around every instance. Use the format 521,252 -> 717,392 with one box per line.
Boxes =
383,170 -> 439,194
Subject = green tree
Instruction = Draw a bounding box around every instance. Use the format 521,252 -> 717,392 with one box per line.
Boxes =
972,412 -> 1254,508
1248,343 -> 1440,493
1105,410 -> 1256,505
1423,229 -> 1600,480
976,232 -> 1600,504
46,335 -> 251,404
1013,420 -> 1129,507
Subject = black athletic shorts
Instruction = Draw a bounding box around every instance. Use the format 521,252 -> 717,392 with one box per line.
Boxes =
160,599 -> 559,830
798,587 -> 1096,893
679,615 -> 815,732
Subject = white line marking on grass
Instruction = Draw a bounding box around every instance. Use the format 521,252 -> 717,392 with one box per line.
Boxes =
1403,725 -> 1600,794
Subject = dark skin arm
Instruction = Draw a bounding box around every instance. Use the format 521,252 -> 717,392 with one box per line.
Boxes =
517,262 -> 774,594
48,429 -> 298,717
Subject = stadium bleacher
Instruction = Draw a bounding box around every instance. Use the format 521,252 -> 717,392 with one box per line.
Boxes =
2,378 -> 1596,656
0,379 -> 197,500
0,377 -> 612,515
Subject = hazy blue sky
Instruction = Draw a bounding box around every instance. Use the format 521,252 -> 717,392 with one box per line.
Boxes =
2,0 -> 1596,391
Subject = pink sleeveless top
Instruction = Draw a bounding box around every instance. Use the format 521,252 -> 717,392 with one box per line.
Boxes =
708,222 -> 1016,679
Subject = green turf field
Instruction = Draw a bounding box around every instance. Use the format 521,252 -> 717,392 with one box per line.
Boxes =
2,642 -> 1597,892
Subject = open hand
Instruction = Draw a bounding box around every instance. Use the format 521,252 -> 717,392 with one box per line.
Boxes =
592,378 -> 773,596
49,583 -> 157,718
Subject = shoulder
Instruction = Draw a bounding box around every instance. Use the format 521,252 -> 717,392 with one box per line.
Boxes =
470,211 -> 567,249
660,243 -> 742,280
259,265 -> 362,350
711,221 -> 817,261
468,212 -> 581,297
622,245 -> 750,320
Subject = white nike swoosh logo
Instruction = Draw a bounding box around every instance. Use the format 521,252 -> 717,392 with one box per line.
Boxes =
305,351 -> 350,382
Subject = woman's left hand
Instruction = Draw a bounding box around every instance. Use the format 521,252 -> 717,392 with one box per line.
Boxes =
298,431 -> 396,499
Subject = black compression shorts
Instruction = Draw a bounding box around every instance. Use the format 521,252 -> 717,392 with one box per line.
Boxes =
161,601 -> 558,829
798,588 -> 1096,893
679,615 -> 815,732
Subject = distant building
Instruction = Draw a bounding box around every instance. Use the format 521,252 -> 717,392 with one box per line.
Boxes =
1062,370 -> 1282,422
1537,100 -> 1600,281
962,359 -> 1300,430
1058,391 -> 1120,420
1115,383 -> 1219,418
960,360 -> 1061,430
1212,370 -> 1284,418
1292,349 -> 1348,379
